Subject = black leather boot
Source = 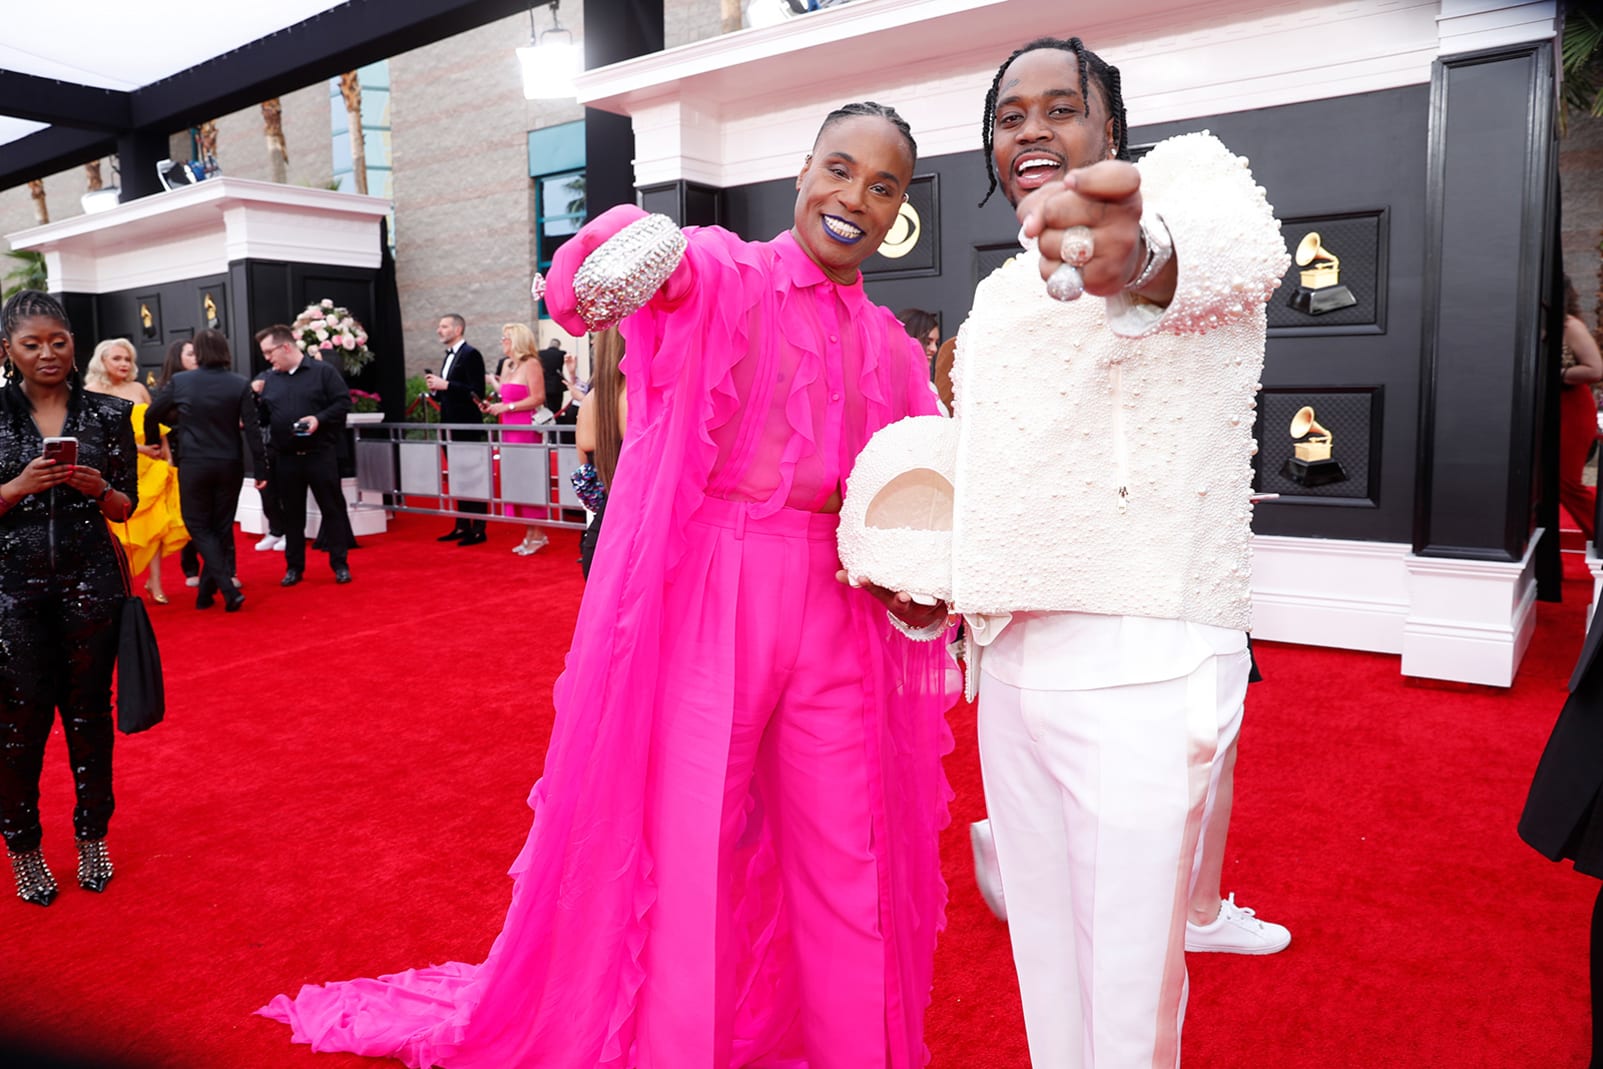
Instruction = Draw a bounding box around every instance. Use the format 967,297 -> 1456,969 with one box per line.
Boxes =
76,838 -> 113,892
10,848 -> 58,906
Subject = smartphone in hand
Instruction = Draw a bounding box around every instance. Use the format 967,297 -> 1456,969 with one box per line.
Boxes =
41,436 -> 78,466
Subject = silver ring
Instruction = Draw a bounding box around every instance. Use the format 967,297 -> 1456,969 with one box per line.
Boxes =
1045,262 -> 1084,303
1061,225 -> 1094,267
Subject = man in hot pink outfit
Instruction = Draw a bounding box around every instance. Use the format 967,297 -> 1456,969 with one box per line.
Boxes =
261,102 -> 954,1069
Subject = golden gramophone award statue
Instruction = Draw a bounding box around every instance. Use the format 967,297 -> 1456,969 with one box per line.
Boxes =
1282,405 -> 1348,487
1289,232 -> 1357,316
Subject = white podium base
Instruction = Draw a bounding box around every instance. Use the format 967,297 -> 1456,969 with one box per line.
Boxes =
1250,531 -> 1540,688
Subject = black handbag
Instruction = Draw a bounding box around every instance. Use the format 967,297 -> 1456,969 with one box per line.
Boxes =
110,532 -> 165,734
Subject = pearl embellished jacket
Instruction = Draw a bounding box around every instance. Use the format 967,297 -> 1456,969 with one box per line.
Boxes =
950,132 -> 1289,631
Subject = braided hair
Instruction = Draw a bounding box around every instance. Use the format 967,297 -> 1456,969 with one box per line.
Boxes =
815,101 -> 919,166
0,289 -> 78,413
2,288 -> 71,341
979,36 -> 1129,206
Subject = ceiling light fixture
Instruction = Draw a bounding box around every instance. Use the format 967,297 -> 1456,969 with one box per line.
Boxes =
518,1 -> 581,100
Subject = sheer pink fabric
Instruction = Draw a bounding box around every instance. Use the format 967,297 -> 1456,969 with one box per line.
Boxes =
260,205 -> 954,1067
496,382 -> 541,520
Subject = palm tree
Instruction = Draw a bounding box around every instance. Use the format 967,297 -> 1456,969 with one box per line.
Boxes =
197,121 -> 219,172
1563,9 -> 1603,119
1562,7 -> 1603,331
562,174 -> 585,216
262,98 -> 289,184
26,179 -> 47,225
338,72 -> 368,194
3,251 -> 47,298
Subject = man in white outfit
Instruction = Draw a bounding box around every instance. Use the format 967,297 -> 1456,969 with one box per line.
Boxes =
948,37 -> 1290,1067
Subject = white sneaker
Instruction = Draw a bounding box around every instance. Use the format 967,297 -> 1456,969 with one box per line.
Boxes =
272,535 -> 287,551
254,533 -> 278,551
184,577 -> 200,588
969,820 -> 1008,922
1185,893 -> 1291,954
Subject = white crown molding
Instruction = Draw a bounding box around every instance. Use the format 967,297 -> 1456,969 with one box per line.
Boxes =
5,177 -> 391,295
1436,0 -> 1559,56
583,0 -> 1561,190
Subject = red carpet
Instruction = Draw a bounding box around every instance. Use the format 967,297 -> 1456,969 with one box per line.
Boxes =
2,515 -> 1596,1068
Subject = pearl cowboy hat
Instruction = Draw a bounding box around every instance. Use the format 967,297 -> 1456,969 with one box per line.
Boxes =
837,415 -> 957,603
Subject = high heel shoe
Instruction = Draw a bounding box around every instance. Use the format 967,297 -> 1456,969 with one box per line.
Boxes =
76,838 -> 113,892
513,533 -> 549,556
9,848 -> 58,906
144,581 -> 168,605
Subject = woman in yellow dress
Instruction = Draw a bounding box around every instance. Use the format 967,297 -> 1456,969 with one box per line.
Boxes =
84,338 -> 189,603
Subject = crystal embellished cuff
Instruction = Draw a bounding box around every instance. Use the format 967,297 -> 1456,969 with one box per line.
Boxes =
572,213 -> 688,331
887,609 -> 948,642
1124,210 -> 1174,293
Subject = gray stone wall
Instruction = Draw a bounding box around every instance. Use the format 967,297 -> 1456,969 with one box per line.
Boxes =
210,82 -> 333,188
388,12 -> 582,378
0,165 -> 96,247
667,0 -> 729,47
1562,109 -> 1603,332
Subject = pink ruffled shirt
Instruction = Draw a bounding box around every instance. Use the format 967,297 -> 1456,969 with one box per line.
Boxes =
546,205 -> 939,515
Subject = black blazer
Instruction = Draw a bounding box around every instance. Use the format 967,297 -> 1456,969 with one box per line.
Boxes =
256,357 -> 351,454
146,367 -> 267,473
1519,609 -> 1603,873
538,346 -> 567,414
434,342 -> 485,426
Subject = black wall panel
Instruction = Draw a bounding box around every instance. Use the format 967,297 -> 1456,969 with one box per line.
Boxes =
716,85 -> 1433,545
89,272 -> 230,385
71,257 -> 401,422
1416,43 -> 1555,561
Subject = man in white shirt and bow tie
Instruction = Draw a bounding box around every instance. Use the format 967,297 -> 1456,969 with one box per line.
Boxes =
424,313 -> 488,546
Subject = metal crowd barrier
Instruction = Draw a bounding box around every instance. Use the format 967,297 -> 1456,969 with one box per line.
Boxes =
351,421 -> 590,530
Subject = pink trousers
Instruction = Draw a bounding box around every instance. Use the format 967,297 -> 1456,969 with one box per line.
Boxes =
639,497 -> 889,1068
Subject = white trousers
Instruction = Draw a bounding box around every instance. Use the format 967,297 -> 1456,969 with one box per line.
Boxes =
977,650 -> 1251,1069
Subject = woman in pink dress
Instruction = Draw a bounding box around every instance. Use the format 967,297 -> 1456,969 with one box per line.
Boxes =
1558,279 -> 1603,542
486,322 -> 549,555
262,102 -> 953,1069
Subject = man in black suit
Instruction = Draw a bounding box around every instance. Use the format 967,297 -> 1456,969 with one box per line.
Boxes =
425,313 -> 488,546
145,328 -> 265,612
537,341 -> 567,420
1522,608 -> 1603,1069
254,325 -> 355,586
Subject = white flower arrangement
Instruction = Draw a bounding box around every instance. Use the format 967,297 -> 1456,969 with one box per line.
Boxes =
291,299 -> 374,376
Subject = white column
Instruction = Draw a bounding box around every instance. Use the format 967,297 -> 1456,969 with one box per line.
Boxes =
1400,532 -> 1541,687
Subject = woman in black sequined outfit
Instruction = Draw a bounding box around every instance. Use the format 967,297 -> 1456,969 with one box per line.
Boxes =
0,291 -> 136,906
